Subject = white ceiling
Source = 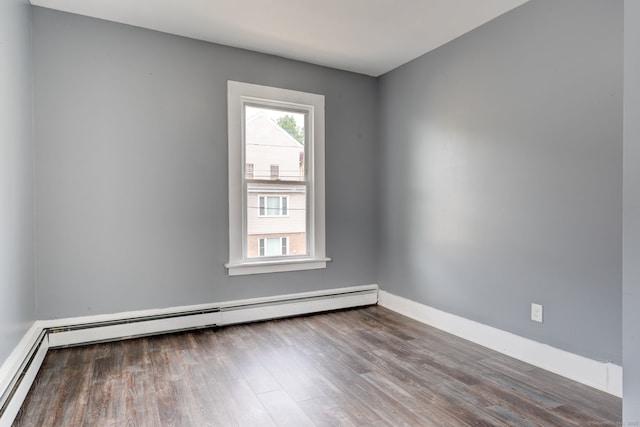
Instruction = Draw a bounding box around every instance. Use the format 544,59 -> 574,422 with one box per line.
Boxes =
29,0 -> 529,77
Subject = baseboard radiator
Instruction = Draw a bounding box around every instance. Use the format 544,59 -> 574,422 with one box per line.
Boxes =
0,284 -> 378,426
0,330 -> 48,427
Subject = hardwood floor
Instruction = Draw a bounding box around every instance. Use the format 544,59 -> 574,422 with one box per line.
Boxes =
13,306 -> 621,426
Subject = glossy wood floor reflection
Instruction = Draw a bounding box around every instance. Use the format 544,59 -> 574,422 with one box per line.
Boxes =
14,306 -> 621,426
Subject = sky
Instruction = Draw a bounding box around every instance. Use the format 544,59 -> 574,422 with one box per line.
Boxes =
246,105 -> 305,129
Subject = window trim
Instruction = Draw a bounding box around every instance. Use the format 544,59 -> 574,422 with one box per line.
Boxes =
226,81 -> 329,276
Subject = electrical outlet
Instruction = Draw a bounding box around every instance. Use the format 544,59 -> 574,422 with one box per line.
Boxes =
531,303 -> 543,323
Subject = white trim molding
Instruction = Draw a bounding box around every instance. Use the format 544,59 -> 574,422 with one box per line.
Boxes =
378,290 -> 623,398
226,80 -> 328,276
0,284 -> 378,426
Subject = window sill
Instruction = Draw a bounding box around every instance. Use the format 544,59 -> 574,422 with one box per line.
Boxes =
225,257 -> 331,276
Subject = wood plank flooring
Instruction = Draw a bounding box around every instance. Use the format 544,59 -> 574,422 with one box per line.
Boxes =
13,306 -> 621,426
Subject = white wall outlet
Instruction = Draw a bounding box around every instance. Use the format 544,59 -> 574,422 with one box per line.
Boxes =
531,303 -> 543,323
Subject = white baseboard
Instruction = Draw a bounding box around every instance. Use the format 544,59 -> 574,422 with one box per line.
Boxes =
0,284 -> 378,426
378,290 -> 623,398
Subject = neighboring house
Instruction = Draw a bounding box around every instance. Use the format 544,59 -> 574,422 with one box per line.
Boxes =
245,112 -> 306,258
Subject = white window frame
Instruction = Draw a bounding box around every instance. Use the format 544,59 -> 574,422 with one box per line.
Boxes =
226,81 -> 329,276
258,195 -> 289,217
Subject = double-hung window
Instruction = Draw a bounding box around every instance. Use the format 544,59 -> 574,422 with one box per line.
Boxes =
226,81 -> 329,275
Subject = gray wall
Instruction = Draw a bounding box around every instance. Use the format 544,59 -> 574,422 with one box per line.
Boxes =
624,0 -> 640,421
378,0 -> 623,364
32,8 -> 379,319
0,0 -> 36,364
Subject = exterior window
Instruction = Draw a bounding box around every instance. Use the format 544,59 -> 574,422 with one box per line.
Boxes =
258,196 -> 288,217
259,237 -> 288,257
270,165 -> 279,180
226,81 -> 329,275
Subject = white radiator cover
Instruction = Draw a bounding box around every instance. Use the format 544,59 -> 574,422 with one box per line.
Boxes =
45,284 -> 378,347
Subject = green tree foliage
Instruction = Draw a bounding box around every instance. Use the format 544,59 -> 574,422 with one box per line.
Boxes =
277,115 -> 304,144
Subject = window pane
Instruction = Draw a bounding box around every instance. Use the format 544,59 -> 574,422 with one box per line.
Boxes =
266,237 -> 280,256
244,104 -> 308,259
245,106 -> 305,182
270,165 -> 279,180
267,196 -> 280,216
246,183 -> 307,258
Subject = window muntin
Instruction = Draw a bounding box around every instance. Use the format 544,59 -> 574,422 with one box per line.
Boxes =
226,81 -> 328,275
